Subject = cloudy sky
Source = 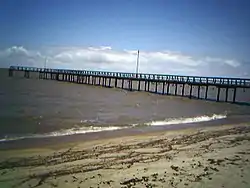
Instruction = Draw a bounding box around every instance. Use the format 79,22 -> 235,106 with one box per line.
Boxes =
0,0 -> 250,77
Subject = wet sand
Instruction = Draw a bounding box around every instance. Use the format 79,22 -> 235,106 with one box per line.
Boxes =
1,124 -> 250,188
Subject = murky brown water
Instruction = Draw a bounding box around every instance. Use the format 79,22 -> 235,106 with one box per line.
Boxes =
0,68 -> 250,143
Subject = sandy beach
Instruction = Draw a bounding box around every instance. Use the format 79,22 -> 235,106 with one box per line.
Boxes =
1,123 -> 250,188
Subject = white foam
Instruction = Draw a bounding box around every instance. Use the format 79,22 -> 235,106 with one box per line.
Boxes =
0,126 -> 127,142
144,114 -> 227,126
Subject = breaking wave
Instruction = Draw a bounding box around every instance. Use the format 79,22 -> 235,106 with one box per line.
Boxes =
133,114 -> 227,126
0,126 -> 127,142
0,114 -> 227,142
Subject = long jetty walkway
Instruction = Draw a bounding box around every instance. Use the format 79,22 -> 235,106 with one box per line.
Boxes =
9,66 -> 250,104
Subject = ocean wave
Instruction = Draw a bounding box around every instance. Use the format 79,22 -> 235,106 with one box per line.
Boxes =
0,114 -> 227,143
0,126 -> 127,142
133,114 -> 227,126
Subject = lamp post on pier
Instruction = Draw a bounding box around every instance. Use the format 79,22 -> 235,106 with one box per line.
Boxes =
44,57 -> 48,69
136,50 -> 140,78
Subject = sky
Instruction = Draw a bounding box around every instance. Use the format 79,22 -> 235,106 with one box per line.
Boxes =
0,0 -> 250,77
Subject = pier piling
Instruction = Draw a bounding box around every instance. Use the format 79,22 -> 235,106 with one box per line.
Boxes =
189,85 -> 193,99
175,83 -> 178,96
121,79 -> 124,89
147,81 -> 150,92
233,88 -> 237,103
225,87 -> 229,102
115,78 -> 118,88
181,84 -> 185,96
162,82 -> 165,95
205,86 -> 209,99
144,81 -> 147,91
217,87 -> 221,102
166,82 -> 170,95
198,85 -> 201,99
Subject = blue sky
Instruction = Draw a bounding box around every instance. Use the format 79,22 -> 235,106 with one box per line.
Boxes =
0,0 -> 250,77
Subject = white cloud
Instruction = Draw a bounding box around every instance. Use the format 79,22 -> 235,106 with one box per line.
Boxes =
0,45 -> 249,78
224,59 -> 240,68
88,46 -> 112,51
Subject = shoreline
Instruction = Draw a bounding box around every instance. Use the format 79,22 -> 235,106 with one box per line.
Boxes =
1,123 -> 250,188
1,115 -> 250,151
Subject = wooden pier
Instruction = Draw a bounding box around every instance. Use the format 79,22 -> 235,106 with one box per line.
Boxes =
8,66 -> 250,103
